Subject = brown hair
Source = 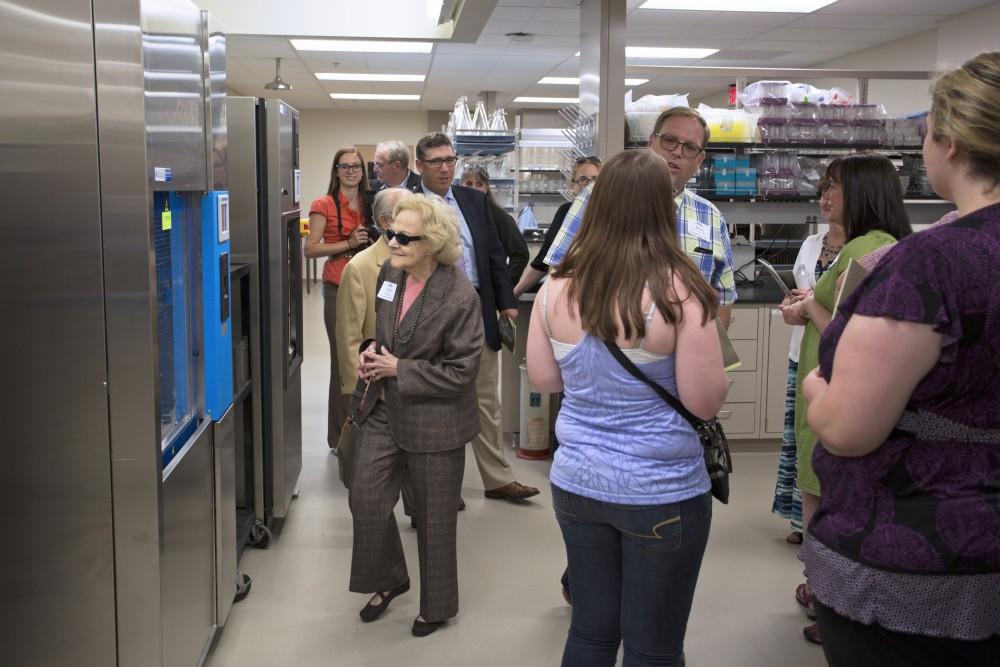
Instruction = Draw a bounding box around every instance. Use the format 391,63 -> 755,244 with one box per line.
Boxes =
552,150 -> 718,340
930,51 -> 1000,190
651,107 -> 710,146
826,154 -> 912,243
326,147 -> 371,233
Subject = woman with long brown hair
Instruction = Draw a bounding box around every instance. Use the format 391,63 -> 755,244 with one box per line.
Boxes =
306,147 -> 372,450
526,149 -> 727,666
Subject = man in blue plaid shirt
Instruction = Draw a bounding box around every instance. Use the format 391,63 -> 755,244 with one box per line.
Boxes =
544,107 -> 736,327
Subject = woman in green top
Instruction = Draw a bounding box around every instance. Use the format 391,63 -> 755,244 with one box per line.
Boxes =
780,154 -> 912,644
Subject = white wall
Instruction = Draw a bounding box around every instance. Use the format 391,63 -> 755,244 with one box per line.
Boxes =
298,109 -> 433,208
936,2 -> 1000,69
693,2 -> 1000,114
812,30 -> 939,114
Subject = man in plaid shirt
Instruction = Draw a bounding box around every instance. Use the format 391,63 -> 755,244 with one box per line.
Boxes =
544,107 -> 736,327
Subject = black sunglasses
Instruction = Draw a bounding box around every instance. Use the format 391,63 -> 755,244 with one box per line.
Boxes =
385,229 -> 423,246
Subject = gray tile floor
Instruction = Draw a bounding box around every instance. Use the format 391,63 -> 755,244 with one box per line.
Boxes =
206,287 -> 827,667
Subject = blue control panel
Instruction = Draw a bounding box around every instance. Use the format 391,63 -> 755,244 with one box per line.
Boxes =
202,191 -> 233,420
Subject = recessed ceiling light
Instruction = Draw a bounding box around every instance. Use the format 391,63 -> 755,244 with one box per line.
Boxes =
573,47 -> 716,59
330,93 -> 421,100
513,96 -> 579,104
539,76 -> 649,86
639,0 -> 835,11
291,39 -> 433,53
316,73 -> 426,82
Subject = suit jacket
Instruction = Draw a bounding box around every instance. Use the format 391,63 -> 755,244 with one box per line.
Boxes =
335,236 -> 391,394
489,200 -> 529,284
377,171 -> 422,192
410,182 -> 517,350
353,262 -> 484,453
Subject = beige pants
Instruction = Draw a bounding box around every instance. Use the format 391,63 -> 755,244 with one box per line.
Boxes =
470,347 -> 514,491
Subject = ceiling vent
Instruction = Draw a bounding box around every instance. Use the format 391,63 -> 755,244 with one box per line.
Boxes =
506,32 -> 534,44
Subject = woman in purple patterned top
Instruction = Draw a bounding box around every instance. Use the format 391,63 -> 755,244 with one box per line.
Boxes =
800,51 -> 1000,666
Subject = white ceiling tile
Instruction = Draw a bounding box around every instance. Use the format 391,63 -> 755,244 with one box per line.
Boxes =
527,21 -> 580,36
679,12 -> 804,27
490,6 -> 538,22
483,19 -> 532,34
755,27 -> 859,41
818,0 -> 994,15
533,7 -> 578,22
785,13 -> 943,30
626,9 -> 712,26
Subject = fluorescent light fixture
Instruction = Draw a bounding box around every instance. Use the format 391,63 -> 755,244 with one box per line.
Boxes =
291,39 -> 433,53
539,76 -> 649,86
513,96 -> 579,104
316,73 -> 426,82
330,93 -> 421,100
639,0 -> 835,11
627,46 -> 718,59
574,47 -> 716,59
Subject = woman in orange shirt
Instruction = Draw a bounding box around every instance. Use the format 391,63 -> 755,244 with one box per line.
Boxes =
306,147 -> 372,449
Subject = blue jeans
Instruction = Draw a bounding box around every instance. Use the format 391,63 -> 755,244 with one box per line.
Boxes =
552,485 -> 712,667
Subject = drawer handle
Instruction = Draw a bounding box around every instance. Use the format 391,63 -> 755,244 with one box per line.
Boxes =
727,379 -> 734,387
719,411 -> 732,419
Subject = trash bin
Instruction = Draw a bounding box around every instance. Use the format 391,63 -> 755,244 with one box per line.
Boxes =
517,364 -> 550,460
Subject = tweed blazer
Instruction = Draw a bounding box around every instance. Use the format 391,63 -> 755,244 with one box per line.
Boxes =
335,237 -> 391,394
353,261 -> 484,453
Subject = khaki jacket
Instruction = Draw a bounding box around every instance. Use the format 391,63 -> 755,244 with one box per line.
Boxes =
335,237 -> 391,394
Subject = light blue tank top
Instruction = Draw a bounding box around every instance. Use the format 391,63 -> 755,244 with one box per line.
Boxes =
550,334 -> 710,505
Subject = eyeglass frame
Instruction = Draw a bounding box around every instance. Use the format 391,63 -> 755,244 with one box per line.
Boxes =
384,229 -> 423,246
336,162 -> 364,173
651,133 -> 704,159
571,175 -> 597,186
419,155 -> 459,168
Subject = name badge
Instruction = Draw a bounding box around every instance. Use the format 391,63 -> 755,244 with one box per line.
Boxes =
690,220 -> 712,241
377,281 -> 398,302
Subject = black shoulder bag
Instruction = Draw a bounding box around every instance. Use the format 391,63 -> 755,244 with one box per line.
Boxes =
604,340 -> 733,504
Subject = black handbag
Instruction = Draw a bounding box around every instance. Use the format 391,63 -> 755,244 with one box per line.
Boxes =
604,340 -> 733,504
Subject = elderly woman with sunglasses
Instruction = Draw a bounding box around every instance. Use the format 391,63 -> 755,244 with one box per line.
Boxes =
306,147 -> 373,451
348,195 -> 484,638
513,156 -> 601,296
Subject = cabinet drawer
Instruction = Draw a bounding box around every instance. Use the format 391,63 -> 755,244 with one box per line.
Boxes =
726,371 -> 758,404
731,339 -> 758,372
717,403 -> 757,434
729,308 -> 759,340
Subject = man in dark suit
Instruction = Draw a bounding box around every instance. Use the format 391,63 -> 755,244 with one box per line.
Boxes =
411,132 -> 539,502
373,140 -> 422,191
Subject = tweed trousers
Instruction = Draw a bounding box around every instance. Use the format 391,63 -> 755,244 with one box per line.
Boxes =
349,402 -> 465,622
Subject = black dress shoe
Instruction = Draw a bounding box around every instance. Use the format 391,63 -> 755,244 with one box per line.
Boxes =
359,580 -> 410,622
412,617 -> 444,637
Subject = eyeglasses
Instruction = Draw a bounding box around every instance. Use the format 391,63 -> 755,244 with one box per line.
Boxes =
336,163 -> 364,173
385,229 -> 423,246
420,156 -> 459,168
572,176 -> 596,186
574,155 -> 601,166
652,133 -> 703,159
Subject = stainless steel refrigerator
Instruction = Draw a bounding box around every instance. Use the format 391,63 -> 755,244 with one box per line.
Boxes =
1,0 -> 238,664
227,96 -> 304,525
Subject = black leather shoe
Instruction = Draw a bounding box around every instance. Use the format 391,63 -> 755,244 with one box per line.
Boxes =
412,617 -> 444,637
359,580 -> 410,622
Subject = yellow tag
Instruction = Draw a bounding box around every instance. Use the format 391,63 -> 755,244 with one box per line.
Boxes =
161,210 -> 172,231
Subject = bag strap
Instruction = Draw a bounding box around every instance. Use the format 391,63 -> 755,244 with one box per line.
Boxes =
602,339 -> 703,431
